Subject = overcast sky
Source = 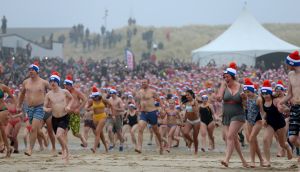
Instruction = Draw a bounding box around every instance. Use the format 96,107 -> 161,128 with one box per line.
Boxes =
1,0 -> 300,32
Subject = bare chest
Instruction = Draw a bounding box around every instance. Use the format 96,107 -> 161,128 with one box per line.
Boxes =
110,98 -> 120,107
49,92 -> 66,104
140,91 -> 153,100
25,82 -> 45,94
290,74 -> 300,88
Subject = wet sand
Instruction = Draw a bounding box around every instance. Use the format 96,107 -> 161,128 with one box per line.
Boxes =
0,126 -> 298,172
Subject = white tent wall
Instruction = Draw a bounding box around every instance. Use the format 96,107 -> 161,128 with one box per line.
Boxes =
192,8 -> 299,67
193,50 -> 295,67
194,52 -> 255,67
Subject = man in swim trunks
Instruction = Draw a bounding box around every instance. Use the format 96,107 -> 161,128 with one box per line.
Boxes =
17,61 -> 56,156
108,89 -> 125,151
64,75 -> 87,147
279,51 -> 300,163
44,71 -> 73,164
135,79 -> 163,154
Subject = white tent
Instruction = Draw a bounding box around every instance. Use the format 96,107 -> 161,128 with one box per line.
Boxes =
192,8 -> 299,67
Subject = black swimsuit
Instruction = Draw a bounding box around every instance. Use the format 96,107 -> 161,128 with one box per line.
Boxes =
127,113 -> 138,127
263,99 -> 286,131
199,106 -> 213,125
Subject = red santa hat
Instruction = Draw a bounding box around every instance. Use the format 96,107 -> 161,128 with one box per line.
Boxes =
275,80 -> 285,90
91,86 -> 101,97
286,51 -> 300,66
261,80 -> 272,95
224,62 -> 237,77
49,71 -> 60,85
29,61 -> 40,73
243,78 -> 254,93
64,74 -> 73,86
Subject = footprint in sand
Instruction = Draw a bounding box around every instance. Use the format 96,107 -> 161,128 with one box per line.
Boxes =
45,159 -> 54,162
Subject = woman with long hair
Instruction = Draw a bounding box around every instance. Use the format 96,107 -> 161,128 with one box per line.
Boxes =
182,89 -> 200,155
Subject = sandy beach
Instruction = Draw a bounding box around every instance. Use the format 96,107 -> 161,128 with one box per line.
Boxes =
0,126 -> 298,172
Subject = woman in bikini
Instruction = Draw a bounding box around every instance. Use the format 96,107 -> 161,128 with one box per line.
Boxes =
217,62 -> 248,167
165,99 -> 182,152
182,89 -> 200,155
87,86 -> 112,153
259,80 -> 292,167
0,64 -> 16,157
5,89 -> 22,153
199,94 -> 217,152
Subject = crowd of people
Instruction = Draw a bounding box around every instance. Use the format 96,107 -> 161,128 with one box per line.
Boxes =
0,50 -> 299,168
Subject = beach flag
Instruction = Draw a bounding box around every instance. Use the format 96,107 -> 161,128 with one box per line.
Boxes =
125,49 -> 135,70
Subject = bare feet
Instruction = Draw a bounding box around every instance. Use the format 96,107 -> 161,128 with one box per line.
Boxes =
261,162 -> 271,167
134,149 -> 141,154
24,152 -> 31,156
250,162 -> 255,168
5,146 -> 13,158
159,148 -> 163,155
24,149 -> 32,156
187,140 -> 193,149
242,161 -> 250,168
51,149 -> 58,157
276,149 -> 285,157
90,148 -> 96,154
62,151 -> 69,165
221,160 -> 228,167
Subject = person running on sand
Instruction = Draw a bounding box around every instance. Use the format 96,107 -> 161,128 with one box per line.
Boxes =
0,63 -> 16,157
87,86 -> 112,153
164,99 -> 182,153
259,80 -> 292,167
5,90 -> 22,153
135,79 -> 163,154
44,71 -> 73,164
122,104 -> 139,148
107,89 -> 125,151
63,75 -> 88,147
273,80 -> 289,158
82,101 -> 96,144
199,94 -> 217,152
217,62 -> 248,168
243,78 -> 264,167
18,61 -> 56,156
279,51 -> 300,163
182,89 -> 200,155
